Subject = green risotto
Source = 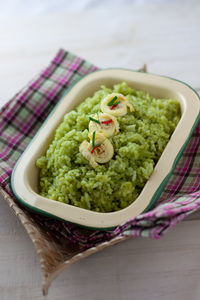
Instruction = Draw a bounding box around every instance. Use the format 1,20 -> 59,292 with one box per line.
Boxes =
36,82 -> 181,212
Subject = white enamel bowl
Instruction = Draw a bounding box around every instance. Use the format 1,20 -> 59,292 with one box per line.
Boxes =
11,69 -> 200,230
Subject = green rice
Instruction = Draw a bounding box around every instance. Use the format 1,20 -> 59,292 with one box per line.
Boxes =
36,82 -> 181,212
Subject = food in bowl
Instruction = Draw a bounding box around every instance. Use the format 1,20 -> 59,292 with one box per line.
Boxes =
36,82 -> 181,213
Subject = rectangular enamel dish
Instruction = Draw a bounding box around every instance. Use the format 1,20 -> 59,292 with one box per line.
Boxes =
11,69 -> 200,230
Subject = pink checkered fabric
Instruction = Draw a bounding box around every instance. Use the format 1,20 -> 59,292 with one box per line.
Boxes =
0,49 -> 199,248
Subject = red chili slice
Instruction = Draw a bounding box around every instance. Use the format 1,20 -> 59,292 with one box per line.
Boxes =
110,103 -> 118,110
91,144 -> 101,154
101,119 -> 113,124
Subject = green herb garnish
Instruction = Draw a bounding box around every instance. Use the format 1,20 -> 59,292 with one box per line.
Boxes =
107,96 -> 118,106
92,131 -> 96,148
89,116 -> 100,124
111,101 -> 120,106
94,143 -> 101,148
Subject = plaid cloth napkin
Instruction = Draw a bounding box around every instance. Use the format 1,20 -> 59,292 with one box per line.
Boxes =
0,49 -> 200,248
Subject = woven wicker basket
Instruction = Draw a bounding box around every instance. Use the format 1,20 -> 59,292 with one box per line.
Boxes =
0,187 -> 130,295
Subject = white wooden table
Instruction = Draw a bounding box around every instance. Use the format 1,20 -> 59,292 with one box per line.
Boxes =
0,1 -> 200,299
